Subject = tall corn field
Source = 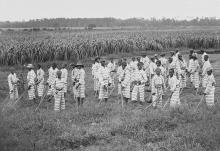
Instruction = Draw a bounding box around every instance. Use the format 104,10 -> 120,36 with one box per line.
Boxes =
0,29 -> 220,65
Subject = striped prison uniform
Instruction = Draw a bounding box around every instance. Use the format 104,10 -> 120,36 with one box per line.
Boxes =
149,61 -> 157,86
159,57 -> 168,68
74,69 -> 85,98
202,61 -> 212,88
201,52 -> 208,64
27,69 -> 36,100
71,68 -> 78,98
47,68 -> 58,95
204,74 -> 216,106
178,59 -> 187,88
92,62 -> 101,92
119,68 -> 131,99
117,66 -> 123,95
129,61 -> 138,82
8,73 -> 19,100
131,69 -> 148,102
188,58 -> 194,83
107,62 -> 116,87
151,75 -> 165,108
168,75 -> 181,108
36,68 -> 45,97
191,60 -> 200,89
98,66 -> 111,100
54,78 -> 65,111
61,68 -> 68,93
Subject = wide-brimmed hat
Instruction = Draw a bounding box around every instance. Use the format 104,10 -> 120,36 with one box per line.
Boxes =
76,61 -> 84,67
27,64 -> 34,68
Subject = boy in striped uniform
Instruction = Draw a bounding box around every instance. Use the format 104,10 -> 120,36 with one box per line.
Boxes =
151,68 -> 166,108
61,64 -> 68,98
203,67 -> 216,107
54,70 -> 65,111
201,50 -> 208,64
131,62 -> 148,105
107,58 -> 116,87
129,57 -> 138,82
92,57 -> 101,96
168,68 -> 181,108
47,63 -> 58,96
27,64 -> 36,101
98,59 -> 111,103
190,56 -> 200,91
117,60 -> 123,98
188,54 -> 194,86
178,54 -> 187,89
36,64 -> 45,98
8,67 -> 19,100
119,62 -> 131,104
159,53 -> 167,68
202,55 -> 212,88
149,57 -> 157,84
74,62 -> 85,106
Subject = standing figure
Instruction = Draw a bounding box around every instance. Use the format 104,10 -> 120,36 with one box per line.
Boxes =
188,54 -> 194,86
119,62 -> 131,104
191,56 -> 200,91
201,50 -> 208,64
202,55 -> 212,88
36,64 -> 45,98
98,59 -> 111,103
131,62 -> 148,104
117,60 -> 123,98
178,55 -> 187,89
92,57 -> 101,96
74,62 -> 85,106
61,64 -> 68,98
159,53 -> 168,68
107,58 -> 116,87
47,63 -> 58,96
27,64 -> 36,101
168,68 -> 181,108
71,64 -> 77,98
151,68 -> 166,108
8,67 -> 19,100
204,67 -> 216,107
54,70 -> 65,111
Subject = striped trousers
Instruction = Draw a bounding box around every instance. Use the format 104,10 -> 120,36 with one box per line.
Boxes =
192,72 -> 200,89
63,83 -> 67,93
54,91 -> 65,111
122,85 -> 130,99
152,88 -> 163,108
180,73 -> 187,88
28,85 -> 36,100
99,85 -> 108,100
170,87 -> 180,108
205,87 -> 215,106
37,83 -> 44,97
47,83 -> 54,96
202,75 -> 208,88
131,84 -> 145,102
94,78 -> 99,91
118,83 -> 122,95
75,84 -> 85,98
9,88 -> 18,100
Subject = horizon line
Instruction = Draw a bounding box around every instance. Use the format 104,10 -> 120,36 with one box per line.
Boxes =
0,16 -> 219,22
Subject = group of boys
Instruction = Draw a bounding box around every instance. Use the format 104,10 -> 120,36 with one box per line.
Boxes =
8,62 -> 86,112
7,49 -> 216,112
92,50 -> 216,108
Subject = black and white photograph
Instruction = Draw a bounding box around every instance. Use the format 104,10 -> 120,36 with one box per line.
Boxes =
0,0 -> 220,150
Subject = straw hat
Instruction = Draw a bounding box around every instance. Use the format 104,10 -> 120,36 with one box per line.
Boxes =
27,64 -> 34,68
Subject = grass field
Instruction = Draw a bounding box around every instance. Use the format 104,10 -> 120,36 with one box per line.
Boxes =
0,51 -> 220,151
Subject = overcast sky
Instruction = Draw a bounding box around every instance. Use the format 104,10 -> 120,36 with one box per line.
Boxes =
0,0 -> 220,21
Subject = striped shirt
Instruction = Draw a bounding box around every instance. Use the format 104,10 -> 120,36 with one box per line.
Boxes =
27,70 -> 36,86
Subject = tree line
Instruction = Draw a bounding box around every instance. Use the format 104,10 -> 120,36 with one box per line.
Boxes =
0,17 -> 220,28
